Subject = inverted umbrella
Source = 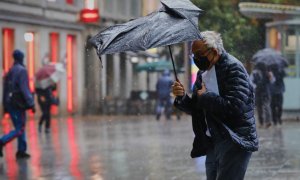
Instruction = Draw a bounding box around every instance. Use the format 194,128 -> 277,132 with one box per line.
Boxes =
35,63 -> 65,89
89,0 -> 202,80
252,48 -> 288,68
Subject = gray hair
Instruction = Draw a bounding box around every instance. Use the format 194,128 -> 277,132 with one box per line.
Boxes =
201,31 -> 224,55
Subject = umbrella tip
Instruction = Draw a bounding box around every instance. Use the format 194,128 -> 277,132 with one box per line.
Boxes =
99,56 -> 103,69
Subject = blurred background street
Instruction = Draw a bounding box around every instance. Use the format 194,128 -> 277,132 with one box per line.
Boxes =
0,115 -> 299,180
0,0 -> 300,116
1,0 -> 300,179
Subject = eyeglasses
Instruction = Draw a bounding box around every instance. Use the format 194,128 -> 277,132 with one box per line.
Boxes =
194,48 -> 213,56
193,48 -> 212,61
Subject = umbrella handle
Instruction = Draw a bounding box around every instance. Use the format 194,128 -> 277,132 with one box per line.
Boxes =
168,46 -> 179,81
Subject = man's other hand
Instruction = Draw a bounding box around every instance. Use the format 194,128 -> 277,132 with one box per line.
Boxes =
172,81 -> 185,97
197,83 -> 207,96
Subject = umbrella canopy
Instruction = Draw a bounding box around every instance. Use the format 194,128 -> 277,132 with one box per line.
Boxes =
252,48 -> 288,68
35,63 -> 65,89
89,0 -> 202,56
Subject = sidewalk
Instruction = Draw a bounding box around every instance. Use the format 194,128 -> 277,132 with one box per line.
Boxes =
282,111 -> 300,121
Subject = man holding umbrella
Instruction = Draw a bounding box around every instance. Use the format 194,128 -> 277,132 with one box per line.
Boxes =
251,48 -> 288,127
270,64 -> 286,126
89,1 -> 257,178
35,61 -> 63,133
36,83 -> 59,133
172,31 -> 258,179
250,63 -> 274,128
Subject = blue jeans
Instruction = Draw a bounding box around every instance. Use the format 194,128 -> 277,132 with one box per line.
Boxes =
0,106 -> 27,152
156,97 -> 172,119
205,139 -> 252,180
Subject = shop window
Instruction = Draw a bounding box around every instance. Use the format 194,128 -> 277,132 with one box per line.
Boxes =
50,33 -> 60,115
285,29 -> 296,52
67,35 -> 76,113
2,28 -> 14,76
283,29 -> 298,78
117,0 -> 127,16
269,28 -> 281,51
104,0 -> 114,15
131,0 -> 140,17
24,32 -> 35,92
50,33 -> 59,63
85,0 -> 97,9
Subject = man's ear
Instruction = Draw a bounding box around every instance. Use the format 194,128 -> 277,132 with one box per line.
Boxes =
212,49 -> 218,57
208,49 -> 220,68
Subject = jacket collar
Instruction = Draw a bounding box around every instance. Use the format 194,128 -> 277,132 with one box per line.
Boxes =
14,61 -> 25,67
216,50 -> 228,65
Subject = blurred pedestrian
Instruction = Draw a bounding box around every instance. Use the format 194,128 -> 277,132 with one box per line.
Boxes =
251,63 -> 274,128
172,31 -> 258,180
270,65 -> 286,126
155,69 -> 173,120
36,83 -> 59,133
0,49 -> 35,159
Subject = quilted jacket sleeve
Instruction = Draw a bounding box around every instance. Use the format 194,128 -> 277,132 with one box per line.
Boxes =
197,62 -> 252,119
174,94 -> 194,115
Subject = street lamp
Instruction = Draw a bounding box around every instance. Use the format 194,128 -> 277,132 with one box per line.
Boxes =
24,32 -> 33,42
131,57 -> 139,63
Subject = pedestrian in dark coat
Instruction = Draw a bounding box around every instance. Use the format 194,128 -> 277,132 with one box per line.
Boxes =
172,31 -> 258,180
1,49 -> 35,159
270,65 -> 286,126
36,84 -> 59,133
155,69 -> 173,120
250,63 -> 273,128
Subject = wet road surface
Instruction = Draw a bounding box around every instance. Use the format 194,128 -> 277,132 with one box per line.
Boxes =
0,115 -> 300,180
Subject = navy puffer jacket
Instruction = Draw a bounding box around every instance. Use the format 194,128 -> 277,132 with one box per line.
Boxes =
174,52 -> 258,158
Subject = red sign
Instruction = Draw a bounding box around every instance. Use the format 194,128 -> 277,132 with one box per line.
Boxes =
80,9 -> 100,23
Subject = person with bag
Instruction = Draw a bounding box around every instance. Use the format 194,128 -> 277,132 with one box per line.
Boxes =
155,69 -> 173,120
250,63 -> 274,129
1,49 -> 35,159
172,31 -> 258,180
36,83 -> 59,133
270,64 -> 286,126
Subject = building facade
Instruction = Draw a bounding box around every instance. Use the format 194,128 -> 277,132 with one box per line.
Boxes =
0,0 -> 145,115
240,2 -> 300,110
0,0 -> 189,116
84,0 -> 145,114
0,0 -> 86,115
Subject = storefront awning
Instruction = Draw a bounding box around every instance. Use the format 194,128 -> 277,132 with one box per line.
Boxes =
239,2 -> 300,20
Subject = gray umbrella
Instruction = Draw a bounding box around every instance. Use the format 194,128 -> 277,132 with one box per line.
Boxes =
252,48 -> 288,68
89,0 -> 202,80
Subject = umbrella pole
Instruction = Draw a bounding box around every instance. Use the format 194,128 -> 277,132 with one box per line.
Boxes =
147,71 -> 150,91
168,46 -> 179,81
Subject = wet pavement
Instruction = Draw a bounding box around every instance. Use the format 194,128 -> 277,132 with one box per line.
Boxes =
0,115 -> 300,180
